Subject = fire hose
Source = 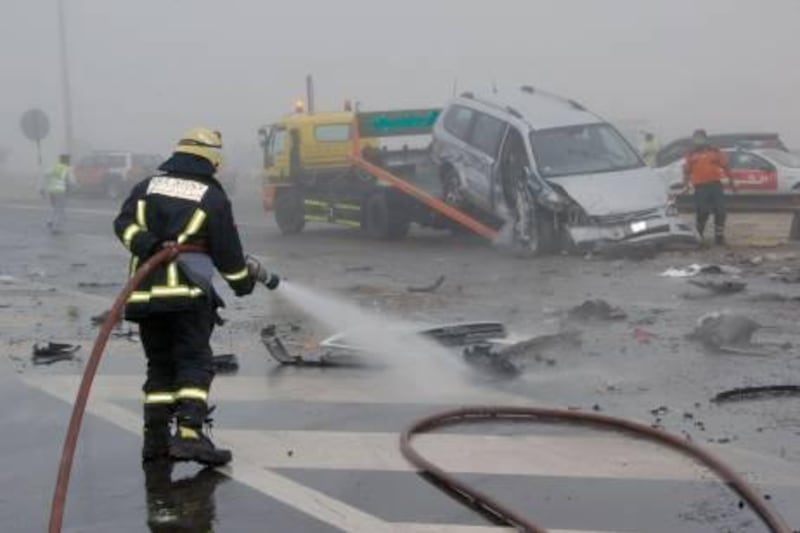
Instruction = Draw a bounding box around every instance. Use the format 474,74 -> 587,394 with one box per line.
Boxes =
48,244 -> 205,533
48,246 -> 793,532
400,406 -> 794,533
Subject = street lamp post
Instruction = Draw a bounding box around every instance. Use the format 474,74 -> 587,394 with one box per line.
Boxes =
57,0 -> 74,158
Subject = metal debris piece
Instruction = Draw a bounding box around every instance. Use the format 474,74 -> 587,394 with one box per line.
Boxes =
661,264 -> 741,278
712,385 -> 800,404
407,275 -> 446,293
687,279 -> 747,295
212,353 -> 239,374
567,299 -> 626,321
494,330 -> 581,358
462,343 -> 521,378
260,326 -> 334,366
32,342 -> 80,365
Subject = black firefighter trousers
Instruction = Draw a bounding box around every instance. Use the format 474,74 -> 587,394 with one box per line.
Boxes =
138,304 -> 216,428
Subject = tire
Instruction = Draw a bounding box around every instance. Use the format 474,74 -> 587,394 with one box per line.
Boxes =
510,182 -> 557,257
274,187 -> 305,235
790,211 -> 800,241
440,166 -> 472,235
364,190 -> 410,240
440,166 -> 465,208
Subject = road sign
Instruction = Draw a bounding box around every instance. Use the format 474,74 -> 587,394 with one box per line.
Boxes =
20,109 -> 51,142
357,109 -> 441,138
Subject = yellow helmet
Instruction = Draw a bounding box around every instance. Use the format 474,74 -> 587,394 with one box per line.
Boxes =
174,127 -> 223,168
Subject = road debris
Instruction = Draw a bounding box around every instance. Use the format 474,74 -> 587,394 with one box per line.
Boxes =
212,353 -> 239,374
567,299 -> 626,321
661,264 -> 741,278
686,279 -> 747,295
495,330 -> 581,358
687,312 -> 767,352
712,385 -> 800,404
462,344 -> 521,378
32,342 -> 80,365
78,281 -> 121,289
632,327 -> 657,344
407,275 -> 445,293
344,266 -> 374,273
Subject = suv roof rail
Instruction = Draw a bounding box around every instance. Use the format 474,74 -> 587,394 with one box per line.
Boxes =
519,85 -> 585,111
460,91 -> 474,99
506,106 -> 523,119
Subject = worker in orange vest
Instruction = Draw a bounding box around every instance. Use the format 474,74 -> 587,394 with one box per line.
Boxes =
683,129 -> 736,245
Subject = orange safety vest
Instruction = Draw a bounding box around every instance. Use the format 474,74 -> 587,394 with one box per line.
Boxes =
684,148 -> 729,186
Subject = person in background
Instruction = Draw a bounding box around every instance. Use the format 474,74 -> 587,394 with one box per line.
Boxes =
40,154 -> 75,234
642,133 -> 659,167
683,129 -> 736,245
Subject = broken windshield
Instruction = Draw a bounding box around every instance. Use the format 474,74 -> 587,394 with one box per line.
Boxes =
531,123 -> 644,178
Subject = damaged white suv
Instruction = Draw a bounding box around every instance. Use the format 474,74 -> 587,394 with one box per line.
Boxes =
431,86 -> 698,254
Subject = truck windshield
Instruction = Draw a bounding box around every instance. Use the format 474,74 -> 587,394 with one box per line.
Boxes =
531,123 -> 643,178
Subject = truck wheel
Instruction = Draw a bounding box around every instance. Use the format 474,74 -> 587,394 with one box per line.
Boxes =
274,188 -> 305,235
364,191 -> 410,240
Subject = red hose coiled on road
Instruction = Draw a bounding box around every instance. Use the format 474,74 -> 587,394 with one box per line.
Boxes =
48,245 -> 204,533
400,406 -> 794,533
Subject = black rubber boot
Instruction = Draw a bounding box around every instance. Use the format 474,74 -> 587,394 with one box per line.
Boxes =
142,404 -> 173,463
169,402 -> 232,466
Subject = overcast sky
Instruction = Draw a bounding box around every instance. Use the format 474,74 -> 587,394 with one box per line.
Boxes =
2,0 -> 799,171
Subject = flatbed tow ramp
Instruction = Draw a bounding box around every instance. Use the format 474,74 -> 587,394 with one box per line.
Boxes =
350,109 -> 498,240
261,108 -> 499,242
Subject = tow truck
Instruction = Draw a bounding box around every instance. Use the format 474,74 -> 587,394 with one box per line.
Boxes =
258,106 -> 498,242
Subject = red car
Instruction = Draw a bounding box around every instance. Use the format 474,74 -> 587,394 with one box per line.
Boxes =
73,151 -> 162,199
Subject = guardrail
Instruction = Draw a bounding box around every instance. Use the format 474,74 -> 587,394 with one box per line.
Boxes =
674,192 -> 800,213
674,192 -> 800,240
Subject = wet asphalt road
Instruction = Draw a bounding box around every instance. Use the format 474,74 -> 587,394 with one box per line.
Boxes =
1,189 -> 800,532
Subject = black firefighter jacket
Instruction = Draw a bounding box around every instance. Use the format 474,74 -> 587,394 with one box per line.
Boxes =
113,153 -> 254,320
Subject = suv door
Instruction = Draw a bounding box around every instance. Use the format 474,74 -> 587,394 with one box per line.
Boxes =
728,150 -> 777,192
465,112 -> 508,212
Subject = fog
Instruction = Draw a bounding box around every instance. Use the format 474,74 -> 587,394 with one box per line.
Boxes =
2,0 -> 799,172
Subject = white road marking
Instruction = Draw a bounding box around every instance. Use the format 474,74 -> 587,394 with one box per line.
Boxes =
21,372 -> 635,533
28,374 -> 526,405
21,375 -> 394,533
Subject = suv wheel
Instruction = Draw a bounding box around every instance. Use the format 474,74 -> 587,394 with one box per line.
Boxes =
511,182 -> 557,257
441,167 -> 465,207
274,187 -> 305,235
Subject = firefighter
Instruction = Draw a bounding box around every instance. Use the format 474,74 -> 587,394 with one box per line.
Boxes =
683,129 -> 736,245
113,128 -> 280,466
40,154 -> 74,233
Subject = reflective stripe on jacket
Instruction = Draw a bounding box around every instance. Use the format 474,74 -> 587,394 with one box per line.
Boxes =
112,161 -> 254,320
45,163 -> 70,193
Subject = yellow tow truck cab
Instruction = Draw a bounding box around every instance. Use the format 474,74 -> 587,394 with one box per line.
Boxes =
258,107 -> 440,239
260,111 -> 378,187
